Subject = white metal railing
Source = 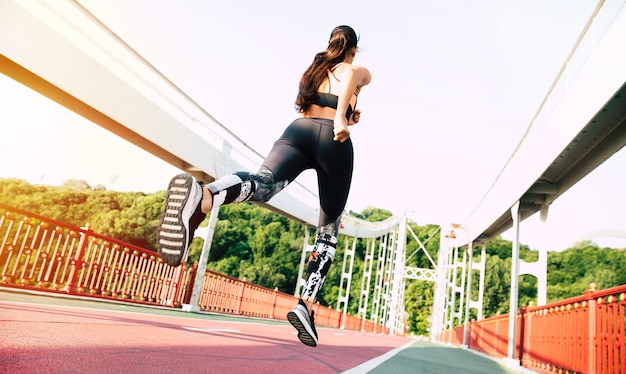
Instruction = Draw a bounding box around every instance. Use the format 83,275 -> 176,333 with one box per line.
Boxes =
460,0 -> 626,241
1,0 -> 404,237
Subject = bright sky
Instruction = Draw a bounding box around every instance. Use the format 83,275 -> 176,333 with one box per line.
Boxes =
1,0 -> 625,251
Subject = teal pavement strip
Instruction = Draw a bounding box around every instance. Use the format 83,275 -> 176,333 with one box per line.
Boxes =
346,340 -> 533,374
0,288 -> 286,325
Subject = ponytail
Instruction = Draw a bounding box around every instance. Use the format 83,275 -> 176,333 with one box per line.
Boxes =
296,26 -> 358,113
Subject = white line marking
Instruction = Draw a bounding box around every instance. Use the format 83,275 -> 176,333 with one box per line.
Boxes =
341,340 -> 415,374
183,327 -> 241,333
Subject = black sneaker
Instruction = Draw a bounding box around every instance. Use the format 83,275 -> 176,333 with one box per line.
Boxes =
287,299 -> 318,347
157,174 -> 205,267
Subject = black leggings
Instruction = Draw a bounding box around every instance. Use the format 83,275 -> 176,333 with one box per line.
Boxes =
205,117 -> 351,301
207,117 -> 354,230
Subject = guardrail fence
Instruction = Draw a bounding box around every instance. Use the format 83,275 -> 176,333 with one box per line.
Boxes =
0,202 -> 381,332
438,283 -> 625,373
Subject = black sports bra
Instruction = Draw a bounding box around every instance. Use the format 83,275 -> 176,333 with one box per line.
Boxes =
311,64 -> 357,120
312,93 -> 354,120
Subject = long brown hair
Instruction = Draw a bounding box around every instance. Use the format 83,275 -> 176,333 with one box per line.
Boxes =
295,25 -> 359,113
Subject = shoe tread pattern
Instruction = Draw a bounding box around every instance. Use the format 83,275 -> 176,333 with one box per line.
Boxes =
287,311 -> 317,347
157,174 -> 194,266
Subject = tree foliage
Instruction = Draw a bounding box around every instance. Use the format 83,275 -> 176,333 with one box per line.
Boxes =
1,178 -> 624,336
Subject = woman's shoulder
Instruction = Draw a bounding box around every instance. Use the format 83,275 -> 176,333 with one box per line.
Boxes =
330,62 -> 371,87
332,62 -> 370,76
342,64 -> 371,86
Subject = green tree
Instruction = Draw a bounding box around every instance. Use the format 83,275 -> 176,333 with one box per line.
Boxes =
405,280 -> 434,335
349,206 -> 393,222
3,178 -> 626,334
483,255 -> 511,316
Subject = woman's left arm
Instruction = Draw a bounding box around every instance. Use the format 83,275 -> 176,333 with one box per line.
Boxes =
334,65 -> 371,142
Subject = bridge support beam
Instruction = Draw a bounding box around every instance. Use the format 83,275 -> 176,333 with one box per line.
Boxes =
358,238 -> 376,331
462,237 -> 474,347
505,201 -> 521,364
371,233 -> 389,332
387,215 -> 407,335
519,209 -> 549,306
475,243 -> 487,321
337,237 -> 357,329
294,227 -> 313,298
182,206 -> 219,312
430,227 -> 449,342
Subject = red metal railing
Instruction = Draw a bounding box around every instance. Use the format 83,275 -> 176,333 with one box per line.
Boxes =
0,204 -> 192,306
438,284 -> 626,374
0,203 -> 384,333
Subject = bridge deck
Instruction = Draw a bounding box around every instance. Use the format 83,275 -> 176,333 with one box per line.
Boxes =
0,290 -> 528,374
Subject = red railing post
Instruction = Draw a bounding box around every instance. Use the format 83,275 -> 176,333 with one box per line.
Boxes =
63,224 -> 91,294
183,262 -> 198,305
518,307 -> 526,363
467,320 -> 473,349
236,279 -> 246,315
270,287 -> 278,319
168,262 -> 187,307
586,283 -> 597,374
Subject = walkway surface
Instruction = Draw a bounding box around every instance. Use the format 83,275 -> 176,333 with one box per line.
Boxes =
0,289 -> 529,373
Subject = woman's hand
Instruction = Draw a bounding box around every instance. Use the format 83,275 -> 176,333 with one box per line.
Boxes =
333,115 -> 351,143
348,109 -> 361,126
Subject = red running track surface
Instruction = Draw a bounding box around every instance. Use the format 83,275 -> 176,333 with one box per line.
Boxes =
0,299 -> 411,373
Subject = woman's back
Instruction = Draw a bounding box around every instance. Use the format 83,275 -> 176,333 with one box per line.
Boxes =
304,62 -> 369,122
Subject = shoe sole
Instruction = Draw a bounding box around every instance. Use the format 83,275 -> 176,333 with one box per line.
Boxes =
157,174 -> 197,267
287,310 -> 318,347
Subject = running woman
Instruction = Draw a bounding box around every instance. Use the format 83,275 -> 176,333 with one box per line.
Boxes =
156,25 -> 371,347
